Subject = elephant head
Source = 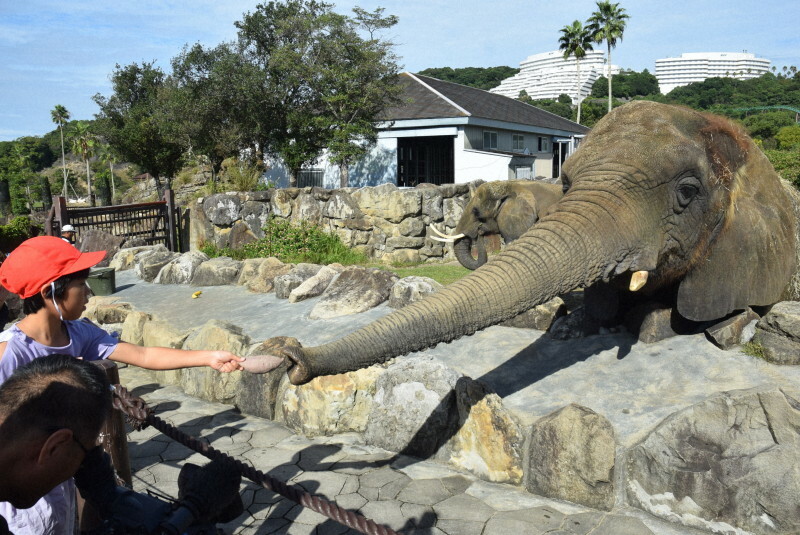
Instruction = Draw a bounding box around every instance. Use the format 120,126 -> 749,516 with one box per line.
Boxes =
432,181 -> 564,269
274,101 -> 797,385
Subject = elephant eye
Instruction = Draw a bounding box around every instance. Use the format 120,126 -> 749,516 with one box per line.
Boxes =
676,178 -> 701,208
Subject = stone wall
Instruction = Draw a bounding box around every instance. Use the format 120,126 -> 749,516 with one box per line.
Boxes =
190,183 -> 474,263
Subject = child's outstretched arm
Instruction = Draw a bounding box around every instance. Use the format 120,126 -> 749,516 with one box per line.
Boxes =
109,343 -> 245,372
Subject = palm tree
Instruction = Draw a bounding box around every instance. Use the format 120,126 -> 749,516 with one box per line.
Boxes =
69,121 -> 97,206
50,105 -> 71,197
558,20 -> 594,125
587,1 -> 629,112
97,143 -> 117,204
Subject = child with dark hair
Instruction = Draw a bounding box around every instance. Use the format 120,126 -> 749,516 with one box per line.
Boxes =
0,355 -> 112,534
0,236 -> 245,534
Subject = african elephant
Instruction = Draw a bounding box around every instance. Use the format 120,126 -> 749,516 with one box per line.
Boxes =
431,180 -> 563,269
270,101 -> 798,385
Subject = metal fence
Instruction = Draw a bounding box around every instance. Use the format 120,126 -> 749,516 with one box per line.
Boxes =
46,190 -> 180,251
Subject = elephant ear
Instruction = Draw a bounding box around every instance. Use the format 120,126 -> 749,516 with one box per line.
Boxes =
677,119 -> 797,321
497,193 -> 537,242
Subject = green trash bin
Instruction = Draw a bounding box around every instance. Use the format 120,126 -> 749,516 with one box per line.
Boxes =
87,267 -> 116,296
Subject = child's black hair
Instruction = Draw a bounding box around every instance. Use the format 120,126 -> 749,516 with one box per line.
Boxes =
22,268 -> 91,315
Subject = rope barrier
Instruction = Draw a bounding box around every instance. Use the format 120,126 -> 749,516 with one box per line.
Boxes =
112,385 -> 399,535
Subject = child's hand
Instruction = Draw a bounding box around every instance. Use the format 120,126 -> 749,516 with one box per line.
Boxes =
209,351 -> 245,372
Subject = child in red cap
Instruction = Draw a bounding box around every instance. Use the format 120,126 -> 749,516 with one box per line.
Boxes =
0,236 -> 245,535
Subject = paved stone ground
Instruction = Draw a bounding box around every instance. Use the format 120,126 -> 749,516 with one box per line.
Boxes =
120,365 -> 704,535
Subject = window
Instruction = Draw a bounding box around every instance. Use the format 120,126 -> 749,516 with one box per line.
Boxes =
538,136 -> 550,152
512,134 -> 525,152
515,165 -> 532,179
483,131 -> 498,150
297,168 -> 324,188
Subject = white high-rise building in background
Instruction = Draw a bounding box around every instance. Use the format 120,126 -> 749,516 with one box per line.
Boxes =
490,50 -> 620,102
655,52 -> 771,94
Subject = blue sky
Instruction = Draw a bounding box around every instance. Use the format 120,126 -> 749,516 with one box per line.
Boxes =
2,0 -> 798,142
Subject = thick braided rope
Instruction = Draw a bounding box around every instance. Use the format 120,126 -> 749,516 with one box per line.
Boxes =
112,385 -> 399,535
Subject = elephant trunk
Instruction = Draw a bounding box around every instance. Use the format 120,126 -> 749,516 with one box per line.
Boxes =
286,193 -> 639,384
453,235 -> 488,270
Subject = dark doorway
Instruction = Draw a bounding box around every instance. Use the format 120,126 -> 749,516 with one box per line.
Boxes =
397,136 -> 454,187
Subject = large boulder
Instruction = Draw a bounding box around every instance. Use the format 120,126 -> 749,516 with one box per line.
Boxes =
288,265 -> 339,303
364,356 -> 460,458
241,200 -> 271,239
309,266 -> 398,319
627,387 -> 800,534
190,257 -> 242,286
274,263 -> 323,299
754,301 -> 800,364
527,404 -> 616,510
154,251 -> 210,285
388,276 -> 443,309
500,297 -> 567,330
110,245 -> 165,271
353,183 -> 422,224
78,229 -> 126,268
245,257 -> 292,293
134,249 -> 180,282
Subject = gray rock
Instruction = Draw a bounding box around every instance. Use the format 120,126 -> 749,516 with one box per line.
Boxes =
190,257 -> 243,286
154,251 -> 210,284
323,191 -> 363,220
203,193 -> 242,226
134,249 -> 180,282
705,307 -> 760,349
420,189 -> 444,221
309,266 -> 398,319
288,266 -> 338,303
755,301 -> 800,364
388,276 -> 443,309
78,229 -> 126,268
236,258 -> 268,286
549,307 -> 588,340
500,297 -> 567,330
227,220 -> 257,249
291,193 -> 323,226
274,263 -> 323,299
364,356 -> 460,458
627,386 -> 800,534
626,303 -> 678,343
527,404 -> 616,511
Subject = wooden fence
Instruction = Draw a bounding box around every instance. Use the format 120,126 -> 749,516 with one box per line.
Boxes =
45,190 -> 180,252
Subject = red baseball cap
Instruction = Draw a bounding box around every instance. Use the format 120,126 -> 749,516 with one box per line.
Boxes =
0,236 -> 106,298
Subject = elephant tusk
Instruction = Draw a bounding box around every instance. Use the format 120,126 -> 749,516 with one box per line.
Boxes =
629,270 -> 649,292
429,235 -> 454,243
430,224 -> 464,240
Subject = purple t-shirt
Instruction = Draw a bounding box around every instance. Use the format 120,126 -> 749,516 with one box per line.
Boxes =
0,319 -> 118,535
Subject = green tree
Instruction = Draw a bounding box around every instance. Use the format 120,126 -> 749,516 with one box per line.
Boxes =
558,20 -> 594,124
50,104 -> 71,196
587,1 -> 629,112
68,121 -> 97,205
167,42 -> 245,182
741,111 -> 793,143
96,142 -> 118,203
315,7 -> 403,187
776,124 -> 800,149
93,62 -> 184,197
417,66 -> 519,90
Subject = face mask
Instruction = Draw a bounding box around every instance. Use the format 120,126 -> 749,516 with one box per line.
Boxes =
50,282 -> 63,321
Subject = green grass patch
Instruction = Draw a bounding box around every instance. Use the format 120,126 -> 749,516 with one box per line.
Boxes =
200,217 -> 368,265
384,262 -> 471,286
742,340 -> 766,360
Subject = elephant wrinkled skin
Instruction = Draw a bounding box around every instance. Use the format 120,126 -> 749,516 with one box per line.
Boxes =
273,102 -> 798,385
445,180 -> 563,269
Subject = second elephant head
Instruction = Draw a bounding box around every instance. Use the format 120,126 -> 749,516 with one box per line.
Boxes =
433,180 -> 564,269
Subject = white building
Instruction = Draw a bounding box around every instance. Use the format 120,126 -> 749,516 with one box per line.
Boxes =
655,52 -> 771,94
265,73 -> 589,189
490,50 -> 620,102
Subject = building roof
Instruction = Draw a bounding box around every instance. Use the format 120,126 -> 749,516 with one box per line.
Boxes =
382,73 -> 589,134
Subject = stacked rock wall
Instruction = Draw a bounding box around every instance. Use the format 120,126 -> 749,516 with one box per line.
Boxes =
190,183 -> 473,263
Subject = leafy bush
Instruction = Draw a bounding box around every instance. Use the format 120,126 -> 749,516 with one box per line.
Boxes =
764,149 -> 800,186
200,217 -> 368,265
0,216 -> 41,253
